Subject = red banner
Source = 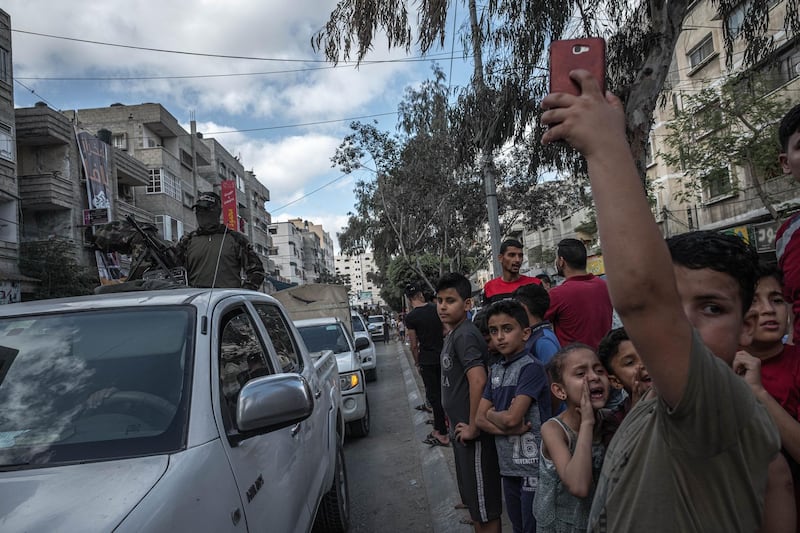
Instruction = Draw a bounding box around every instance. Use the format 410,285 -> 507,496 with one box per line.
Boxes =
221,180 -> 238,231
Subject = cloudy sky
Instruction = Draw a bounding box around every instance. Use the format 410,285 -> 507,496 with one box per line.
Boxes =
4,1 -> 470,253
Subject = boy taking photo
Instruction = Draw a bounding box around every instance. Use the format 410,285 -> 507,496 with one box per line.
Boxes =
541,69 -> 782,532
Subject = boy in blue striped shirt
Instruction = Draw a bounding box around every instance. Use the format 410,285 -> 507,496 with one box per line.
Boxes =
477,300 -> 552,533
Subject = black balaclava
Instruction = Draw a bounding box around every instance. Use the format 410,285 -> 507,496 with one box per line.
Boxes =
195,206 -> 222,231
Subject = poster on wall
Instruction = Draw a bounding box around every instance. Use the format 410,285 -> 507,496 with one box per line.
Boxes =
76,130 -> 124,284
220,180 -> 239,231
0,281 -> 19,305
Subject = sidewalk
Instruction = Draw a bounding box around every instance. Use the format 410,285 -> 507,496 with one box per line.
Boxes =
395,340 -> 512,532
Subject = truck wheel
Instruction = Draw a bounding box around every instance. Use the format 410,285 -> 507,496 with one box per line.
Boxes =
365,368 -> 377,382
347,397 -> 370,438
312,439 -> 350,533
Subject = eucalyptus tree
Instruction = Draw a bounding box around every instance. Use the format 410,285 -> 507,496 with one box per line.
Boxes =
314,0 -> 800,262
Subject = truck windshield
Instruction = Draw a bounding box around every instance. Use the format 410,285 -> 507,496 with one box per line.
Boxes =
368,316 -> 383,324
351,317 -> 365,332
0,306 -> 194,469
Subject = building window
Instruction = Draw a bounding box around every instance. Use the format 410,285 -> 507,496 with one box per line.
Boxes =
180,149 -> 193,170
645,134 -> 655,168
112,133 -> 127,150
0,122 -> 14,162
147,168 -> 181,200
0,48 -> 9,84
0,199 -> 17,242
688,34 -> 715,69
154,214 -> 184,242
727,3 -> 747,38
757,43 -> 800,95
705,167 -> 734,200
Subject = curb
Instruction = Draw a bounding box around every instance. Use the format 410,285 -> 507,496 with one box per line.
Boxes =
395,341 -> 466,533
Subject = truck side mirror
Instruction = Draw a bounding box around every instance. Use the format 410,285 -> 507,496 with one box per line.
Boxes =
354,337 -> 370,351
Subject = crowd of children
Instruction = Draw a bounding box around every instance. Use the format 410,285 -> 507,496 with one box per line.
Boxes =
421,78 -> 800,532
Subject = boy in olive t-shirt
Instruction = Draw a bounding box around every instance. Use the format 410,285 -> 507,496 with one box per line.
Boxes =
541,70 -> 782,532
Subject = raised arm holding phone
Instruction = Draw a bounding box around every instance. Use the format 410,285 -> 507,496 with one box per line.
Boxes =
541,51 -> 786,531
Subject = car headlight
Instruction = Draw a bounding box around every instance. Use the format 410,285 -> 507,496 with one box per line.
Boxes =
339,372 -> 360,391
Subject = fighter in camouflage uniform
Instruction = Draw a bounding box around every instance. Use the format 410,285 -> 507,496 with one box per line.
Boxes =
175,191 -> 265,290
90,219 -> 182,282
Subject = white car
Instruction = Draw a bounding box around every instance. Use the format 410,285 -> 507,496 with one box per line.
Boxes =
296,317 -> 370,438
367,314 -> 386,341
351,314 -> 377,381
0,288 -> 348,533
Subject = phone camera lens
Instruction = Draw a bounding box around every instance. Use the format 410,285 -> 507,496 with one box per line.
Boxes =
573,45 -> 581,54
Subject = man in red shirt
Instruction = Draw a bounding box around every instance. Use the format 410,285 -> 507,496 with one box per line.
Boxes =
776,103 -> 800,344
482,239 -> 541,305
545,238 -> 612,349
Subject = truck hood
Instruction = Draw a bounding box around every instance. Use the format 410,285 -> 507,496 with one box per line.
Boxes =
0,455 -> 168,532
334,351 -> 360,374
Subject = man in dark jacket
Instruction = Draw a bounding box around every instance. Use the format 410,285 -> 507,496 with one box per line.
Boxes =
176,191 -> 264,290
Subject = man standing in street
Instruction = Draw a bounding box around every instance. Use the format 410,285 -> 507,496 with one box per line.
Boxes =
545,238 -> 612,349
405,282 -> 449,447
483,239 -> 541,305
176,191 -> 265,290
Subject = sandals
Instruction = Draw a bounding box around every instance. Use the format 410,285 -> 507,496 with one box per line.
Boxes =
414,403 -> 433,413
422,433 -> 450,447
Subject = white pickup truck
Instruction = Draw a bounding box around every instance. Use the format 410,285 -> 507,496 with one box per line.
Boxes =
0,288 -> 349,533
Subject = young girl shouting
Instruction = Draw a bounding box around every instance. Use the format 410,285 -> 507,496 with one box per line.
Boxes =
533,344 -> 609,533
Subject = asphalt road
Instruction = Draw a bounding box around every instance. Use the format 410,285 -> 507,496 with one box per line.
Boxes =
343,338 -> 510,533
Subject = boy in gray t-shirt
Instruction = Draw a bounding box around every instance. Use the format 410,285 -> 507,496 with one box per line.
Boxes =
437,273 -> 502,531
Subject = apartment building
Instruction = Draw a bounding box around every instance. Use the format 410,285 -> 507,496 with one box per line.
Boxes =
244,170 -> 274,275
63,104 -> 213,244
16,102 -> 151,277
268,221 -> 305,285
0,10 -> 23,303
334,252 -> 385,306
647,0 -> 800,259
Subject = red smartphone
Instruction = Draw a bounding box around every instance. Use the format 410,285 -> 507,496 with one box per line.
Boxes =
549,38 -> 606,95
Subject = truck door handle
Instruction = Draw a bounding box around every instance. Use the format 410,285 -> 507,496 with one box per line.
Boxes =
291,423 -> 301,437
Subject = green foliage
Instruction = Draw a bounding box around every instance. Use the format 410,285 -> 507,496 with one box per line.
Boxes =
574,216 -> 597,237
661,76 -> 789,217
382,254 -> 444,311
19,240 -> 98,300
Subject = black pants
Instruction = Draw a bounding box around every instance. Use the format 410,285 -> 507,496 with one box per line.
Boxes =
419,363 -> 447,436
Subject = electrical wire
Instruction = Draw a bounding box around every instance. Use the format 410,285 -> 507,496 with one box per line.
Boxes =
11,27 -> 462,65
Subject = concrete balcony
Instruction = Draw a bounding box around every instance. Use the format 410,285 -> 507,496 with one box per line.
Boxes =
116,200 -> 155,224
15,105 -> 73,146
114,149 -> 149,187
18,172 -> 73,210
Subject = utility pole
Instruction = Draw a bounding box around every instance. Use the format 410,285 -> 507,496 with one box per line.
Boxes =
483,152 -> 502,277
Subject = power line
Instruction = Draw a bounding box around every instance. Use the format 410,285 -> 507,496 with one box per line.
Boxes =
271,172 -> 353,213
11,27 -> 462,65
13,78 -> 60,110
